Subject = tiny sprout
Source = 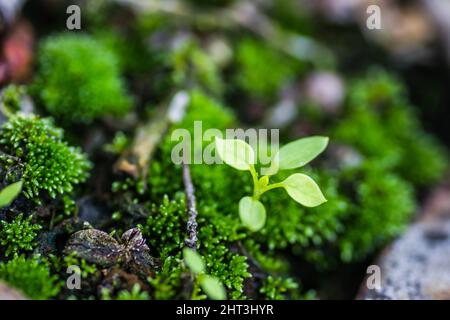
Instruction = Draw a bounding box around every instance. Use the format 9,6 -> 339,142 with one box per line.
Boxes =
183,248 -> 226,300
215,136 -> 329,232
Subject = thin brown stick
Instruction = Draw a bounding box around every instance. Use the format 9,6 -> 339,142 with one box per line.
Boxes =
182,162 -> 198,250
114,91 -> 189,184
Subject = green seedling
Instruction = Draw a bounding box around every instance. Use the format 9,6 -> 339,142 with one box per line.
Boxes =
215,136 -> 329,231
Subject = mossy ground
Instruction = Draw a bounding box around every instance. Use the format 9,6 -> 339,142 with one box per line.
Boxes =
0,0 -> 448,300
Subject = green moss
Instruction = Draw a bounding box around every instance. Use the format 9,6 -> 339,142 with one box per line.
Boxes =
259,170 -> 348,252
63,254 -> 98,279
32,33 -> 131,123
0,114 -> 91,201
140,194 -> 187,261
259,275 -> 300,300
94,30 -> 155,76
142,91 -> 252,299
235,39 -> 304,100
0,255 -> 61,299
243,239 -> 290,274
128,81 -> 423,297
101,284 -> 149,300
140,193 -> 251,299
335,69 -> 448,186
337,165 -> 416,262
1,85 -> 25,115
0,213 -> 41,257
104,131 -> 129,155
148,256 -> 185,300
149,90 -> 235,199
171,41 -> 224,96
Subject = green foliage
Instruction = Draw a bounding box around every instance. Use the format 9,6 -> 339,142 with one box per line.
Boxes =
94,30 -> 156,76
0,255 -> 60,299
140,194 -> 250,299
171,41 -> 223,96
337,166 -> 415,262
148,256 -> 185,300
1,85 -> 25,115
103,131 -> 129,155
243,239 -> 290,274
183,248 -> 227,300
0,213 -> 41,257
335,69 -> 447,186
239,196 -> 266,232
271,136 -> 329,172
235,39 -> 303,100
63,254 -> 98,279
0,180 -> 23,207
0,114 -> 91,200
259,170 -> 348,251
215,136 -> 328,231
140,194 -> 187,260
142,92 -> 251,299
259,276 -> 299,300
33,33 -> 131,123
101,284 -> 149,300
149,91 -> 234,199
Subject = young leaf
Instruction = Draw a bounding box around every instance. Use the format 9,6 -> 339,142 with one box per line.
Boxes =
183,247 -> 205,274
215,137 -> 255,171
0,181 -> 23,208
270,136 -> 328,173
200,275 -> 226,300
239,196 -> 266,232
258,176 -> 269,188
281,173 -> 327,207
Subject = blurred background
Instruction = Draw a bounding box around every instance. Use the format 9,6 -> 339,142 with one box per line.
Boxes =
2,0 -> 448,143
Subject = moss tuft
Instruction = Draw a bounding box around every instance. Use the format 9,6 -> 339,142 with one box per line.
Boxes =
0,114 -> 91,201
0,213 -> 41,257
0,255 -> 61,299
32,33 -> 131,123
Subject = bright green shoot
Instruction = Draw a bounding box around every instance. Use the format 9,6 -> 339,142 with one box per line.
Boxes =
215,136 -> 329,232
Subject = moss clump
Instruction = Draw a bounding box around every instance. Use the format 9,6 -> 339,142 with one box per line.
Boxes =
140,194 -> 251,299
259,170 -> 348,252
0,114 -> 91,200
148,256 -> 185,300
1,85 -> 26,115
0,255 -> 61,299
140,194 -> 187,261
335,70 -> 447,186
0,213 -> 41,257
235,39 -> 304,100
337,166 -> 415,262
33,33 -> 131,123
259,276 -> 300,300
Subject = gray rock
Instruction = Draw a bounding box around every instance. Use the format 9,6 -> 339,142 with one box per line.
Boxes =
358,180 -> 450,300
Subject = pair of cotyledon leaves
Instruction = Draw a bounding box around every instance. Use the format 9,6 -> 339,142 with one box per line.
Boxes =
215,136 -> 329,231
